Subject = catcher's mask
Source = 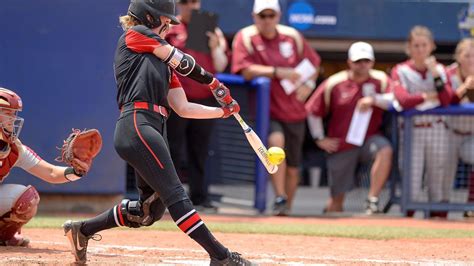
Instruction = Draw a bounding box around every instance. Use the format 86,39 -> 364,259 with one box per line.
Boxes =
128,0 -> 180,29
0,88 -> 24,146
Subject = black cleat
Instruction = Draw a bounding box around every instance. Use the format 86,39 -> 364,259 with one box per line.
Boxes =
464,210 -> 474,218
63,220 -> 101,264
272,196 -> 288,216
210,250 -> 257,266
364,197 -> 380,215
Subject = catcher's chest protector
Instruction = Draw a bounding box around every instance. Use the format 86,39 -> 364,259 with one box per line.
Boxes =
0,144 -> 18,182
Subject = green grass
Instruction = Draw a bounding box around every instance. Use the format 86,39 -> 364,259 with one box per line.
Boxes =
27,216 -> 474,240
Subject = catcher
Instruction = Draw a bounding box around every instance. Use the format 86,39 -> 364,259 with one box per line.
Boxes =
0,87 -> 102,247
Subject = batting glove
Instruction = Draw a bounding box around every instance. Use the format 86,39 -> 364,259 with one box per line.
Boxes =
221,100 -> 240,118
209,78 -> 234,106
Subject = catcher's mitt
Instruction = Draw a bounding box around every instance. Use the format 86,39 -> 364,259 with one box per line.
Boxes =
57,129 -> 103,176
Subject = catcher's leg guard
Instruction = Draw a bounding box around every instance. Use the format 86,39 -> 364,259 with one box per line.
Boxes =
115,192 -> 164,228
0,184 -> 40,242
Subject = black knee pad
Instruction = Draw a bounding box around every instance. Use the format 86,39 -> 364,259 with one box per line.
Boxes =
118,193 -> 162,228
118,199 -> 143,228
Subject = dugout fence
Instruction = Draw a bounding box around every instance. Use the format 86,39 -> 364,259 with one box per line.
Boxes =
125,82 -> 474,217
125,74 -> 271,212
206,74 -> 271,213
394,104 -> 474,217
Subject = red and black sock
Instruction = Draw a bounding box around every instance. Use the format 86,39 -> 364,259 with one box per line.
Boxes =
168,199 -> 228,260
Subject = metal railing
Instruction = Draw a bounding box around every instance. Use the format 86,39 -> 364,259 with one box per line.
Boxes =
215,74 -> 271,213
396,104 -> 474,217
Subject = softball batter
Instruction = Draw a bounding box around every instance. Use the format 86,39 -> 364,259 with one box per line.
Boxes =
62,0 -> 254,265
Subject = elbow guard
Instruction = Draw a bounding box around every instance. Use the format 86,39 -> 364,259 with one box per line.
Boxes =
164,47 -> 213,84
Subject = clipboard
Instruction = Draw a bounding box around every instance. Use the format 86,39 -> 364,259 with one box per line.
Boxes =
185,10 -> 218,54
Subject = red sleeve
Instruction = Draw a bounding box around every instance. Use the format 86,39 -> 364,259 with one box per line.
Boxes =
302,35 -> 321,68
391,65 -> 424,109
169,72 -> 182,89
231,31 -> 257,74
125,26 -> 168,53
437,66 -> 455,106
305,80 -> 327,117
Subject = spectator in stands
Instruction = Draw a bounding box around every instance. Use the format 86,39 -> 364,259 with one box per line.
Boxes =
391,25 -> 454,218
166,0 -> 229,212
231,0 -> 321,216
305,42 -> 393,214
446,38 -> 474,218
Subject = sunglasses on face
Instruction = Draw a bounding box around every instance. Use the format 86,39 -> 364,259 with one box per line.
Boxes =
258,12 -> 277,19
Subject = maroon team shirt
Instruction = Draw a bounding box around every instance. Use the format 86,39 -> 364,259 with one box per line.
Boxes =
166,22 -> 225,100
305,70 -> 391,153
232,25 -> 321,122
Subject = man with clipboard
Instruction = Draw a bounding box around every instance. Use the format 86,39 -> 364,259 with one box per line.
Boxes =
232,0 -> 321,216
166,0 -> 228,213
305,42 -> 393,215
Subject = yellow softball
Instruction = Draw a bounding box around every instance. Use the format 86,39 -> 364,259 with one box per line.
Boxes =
267,147 -> 285,165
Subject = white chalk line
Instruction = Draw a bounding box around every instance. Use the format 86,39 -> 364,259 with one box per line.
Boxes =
1,240 -> 471,265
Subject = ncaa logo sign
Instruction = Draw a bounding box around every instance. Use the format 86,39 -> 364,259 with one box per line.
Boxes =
287,0 -> 338,31
458,3 -> 474,38
288,1 -> 314,31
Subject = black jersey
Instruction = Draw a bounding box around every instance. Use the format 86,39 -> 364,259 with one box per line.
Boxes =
114,25 -> 174,109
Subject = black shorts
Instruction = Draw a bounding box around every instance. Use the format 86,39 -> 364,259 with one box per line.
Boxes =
270,120 -> 306,167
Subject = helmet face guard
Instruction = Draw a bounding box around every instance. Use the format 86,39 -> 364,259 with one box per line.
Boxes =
0,88 -> 23,144
0,108 -> 24,144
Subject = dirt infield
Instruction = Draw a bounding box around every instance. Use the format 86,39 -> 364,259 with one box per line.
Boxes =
1,215 -> 473,265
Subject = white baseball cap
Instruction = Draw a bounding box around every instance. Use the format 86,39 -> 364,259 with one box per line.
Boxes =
348,42 -> 375,62
253,0 -> 281,14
